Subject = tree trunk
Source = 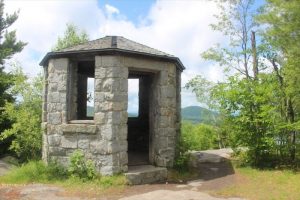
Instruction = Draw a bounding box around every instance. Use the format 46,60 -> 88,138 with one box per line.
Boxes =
251,31 -> 258,79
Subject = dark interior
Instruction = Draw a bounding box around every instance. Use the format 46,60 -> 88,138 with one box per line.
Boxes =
77,61 -> 95,120
127,72 -> 153,166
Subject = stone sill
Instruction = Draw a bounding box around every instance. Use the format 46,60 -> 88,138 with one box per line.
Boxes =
61,122 -> 97,134
68,120 -> 94,124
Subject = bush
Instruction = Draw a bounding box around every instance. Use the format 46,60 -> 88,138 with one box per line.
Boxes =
68,150 -> 97,181
180,122 -> 219,152
0,160 -> 66,183
174,122 -> 220,171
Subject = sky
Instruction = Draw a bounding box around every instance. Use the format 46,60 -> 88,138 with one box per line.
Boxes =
4,0 -> 227,113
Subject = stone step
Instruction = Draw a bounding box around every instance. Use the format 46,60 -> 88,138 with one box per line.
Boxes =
125,165 -> 167,185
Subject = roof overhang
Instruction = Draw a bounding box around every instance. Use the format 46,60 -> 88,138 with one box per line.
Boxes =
39,48 -> 185,71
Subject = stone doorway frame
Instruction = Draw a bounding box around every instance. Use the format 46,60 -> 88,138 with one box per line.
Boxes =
127,69 -> 158,166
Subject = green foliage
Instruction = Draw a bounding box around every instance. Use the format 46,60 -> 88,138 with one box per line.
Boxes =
0,161 -> 66,184
0,0 -> 26,155
0,160 -> 126,190
68,150 -> 97,181
186,0 -> 300,167
0,65 -> 43,162
174,122 -> 221,171
181,122 -> 219,151
52,23 -> 89,51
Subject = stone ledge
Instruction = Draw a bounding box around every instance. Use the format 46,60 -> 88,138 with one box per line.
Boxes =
61,123 -> 97,134
125,165 -> 167,185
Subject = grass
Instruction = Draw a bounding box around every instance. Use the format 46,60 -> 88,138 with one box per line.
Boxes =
215,167 -> 300,200
0,160 -> 127,197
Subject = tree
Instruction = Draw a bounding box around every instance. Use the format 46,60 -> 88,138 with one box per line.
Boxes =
0,65 -> 42,161
257,0 -> 300,162
52,23 -> 89,51
0,23 -> 90,161
187,0 -> 299,167
0,0 -> 26,155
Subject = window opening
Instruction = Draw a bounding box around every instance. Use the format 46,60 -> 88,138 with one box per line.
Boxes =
128,79 -> 139,117
86,77 -> 94,117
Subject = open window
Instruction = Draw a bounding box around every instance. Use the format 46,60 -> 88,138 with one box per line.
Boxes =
69,60 -> 95,121
128,78 -> 139,117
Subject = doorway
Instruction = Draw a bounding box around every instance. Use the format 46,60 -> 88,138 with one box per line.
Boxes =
127,71 -> 154,166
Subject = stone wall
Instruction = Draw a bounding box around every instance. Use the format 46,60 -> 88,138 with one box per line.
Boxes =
43,55 -> 181,175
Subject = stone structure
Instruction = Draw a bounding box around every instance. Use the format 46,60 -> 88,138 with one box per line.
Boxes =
40,36 -> 185,176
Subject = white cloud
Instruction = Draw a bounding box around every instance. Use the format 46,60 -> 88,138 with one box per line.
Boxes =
3,0 -> 226,108
105,4 -> 120,15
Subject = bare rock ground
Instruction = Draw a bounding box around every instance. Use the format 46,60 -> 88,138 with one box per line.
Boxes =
0,149 -> 244,200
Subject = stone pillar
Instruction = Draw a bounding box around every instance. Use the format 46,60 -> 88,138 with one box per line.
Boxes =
93,55 -> 128,175
154,64 -> 177,167
44,58 -> 69,163
42,65 -> 48,162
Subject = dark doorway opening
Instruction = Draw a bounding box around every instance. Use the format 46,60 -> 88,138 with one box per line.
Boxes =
127,71 -> 153,166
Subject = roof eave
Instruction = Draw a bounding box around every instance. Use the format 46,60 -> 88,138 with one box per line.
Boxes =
39,48 -> 185,71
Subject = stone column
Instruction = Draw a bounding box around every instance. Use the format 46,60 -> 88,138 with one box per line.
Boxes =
154,64 -> 177,167
44,58 -> 69,163
93,55 -> 128,175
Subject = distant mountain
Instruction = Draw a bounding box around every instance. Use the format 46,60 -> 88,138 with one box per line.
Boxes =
88,105 -> 216,124
181,106 -> 218,124
87,106 -> 94,117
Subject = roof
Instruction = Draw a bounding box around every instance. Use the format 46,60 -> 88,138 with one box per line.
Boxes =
40,36 -> 185,71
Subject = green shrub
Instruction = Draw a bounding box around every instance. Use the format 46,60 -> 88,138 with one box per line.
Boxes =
0,160 -> 66,183
180,122 -> 219,152
68,150 -> 97,180
174,122 -> 220,171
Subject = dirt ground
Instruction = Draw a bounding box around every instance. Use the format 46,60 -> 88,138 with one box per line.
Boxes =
0,149 -> 244,200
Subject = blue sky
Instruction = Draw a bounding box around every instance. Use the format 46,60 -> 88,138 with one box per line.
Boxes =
98,0 -> 154,24
4,0 -> 244,112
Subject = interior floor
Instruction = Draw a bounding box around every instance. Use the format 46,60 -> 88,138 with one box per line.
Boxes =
128,151 -> 149,166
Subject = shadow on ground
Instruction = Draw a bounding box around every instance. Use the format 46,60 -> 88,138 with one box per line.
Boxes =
188,149 -> 235,181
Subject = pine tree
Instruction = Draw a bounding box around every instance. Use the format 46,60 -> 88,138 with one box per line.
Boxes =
0,0 -> 26,155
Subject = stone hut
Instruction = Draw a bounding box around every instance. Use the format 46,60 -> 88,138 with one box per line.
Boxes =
40,36 -> 184,184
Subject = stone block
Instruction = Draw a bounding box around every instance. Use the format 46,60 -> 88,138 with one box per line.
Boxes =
95,56 -> 102,67
48,92 -> 60,103
61,136 -> 77,148
48,147 -> 66,156
90,140 -> 107,154
48,82 -> 58,92
61,124 -> 97,134
48,135 -> 61,146
95,67 -> 106,79
119,78 -> 128,92
101,55 -> 124,67
47,113 -> 61,125
102,78 -> 120,92
161,85 -> 176,98
94,112 -> 106,124
94,78 -> 103,92
100,124 -> 127,141
78,138 -> 89,149
106,67 -> 125,78
50,156 -> 69,167
107,111 -> 128,124
49,58 -> 68,71
107,140 -> 127,154
119,151 -> 128,165
57,82 -> 67,92
159,116 -> 169,128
